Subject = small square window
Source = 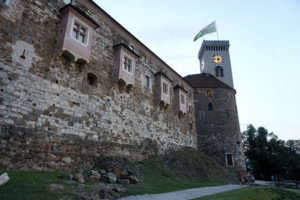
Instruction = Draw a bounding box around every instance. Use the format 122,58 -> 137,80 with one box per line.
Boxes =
87,73 -> 98,87
162,82 -> 168,95
72,21 -> 88,44
144,75 -> 151,89
123,56 -> 132,73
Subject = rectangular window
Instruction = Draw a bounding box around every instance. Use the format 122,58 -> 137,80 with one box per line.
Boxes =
180,94 -> 185,104
123,56 -> 132,73
72,21 -> 88,44
144,75 -> 150,89
162,82 -> 168,95
226,154 -> 233,166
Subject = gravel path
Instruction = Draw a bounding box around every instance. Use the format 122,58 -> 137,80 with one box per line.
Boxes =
120,184 -> 248,200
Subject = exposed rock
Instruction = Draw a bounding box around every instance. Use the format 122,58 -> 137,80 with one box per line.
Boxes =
106,172 -> 117,184
120,170 -> 129,178
99,174 -> 109,183
111,168 -> 120,179
120,179 -> 130,185
92,173 -> 101,179
129,175 -> 138,184
0,173 -> 9,187
88,170 -> 99,176
85,176 -> 99,183
60,173 -> 73,181
50,184 -> 64,190
127,170 -> 135,176
74,173 -> 84,183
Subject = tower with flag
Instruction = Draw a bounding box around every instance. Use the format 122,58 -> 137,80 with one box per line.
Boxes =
184,22 -> 245,173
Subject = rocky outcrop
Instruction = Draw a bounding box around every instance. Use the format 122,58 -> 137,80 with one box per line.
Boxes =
0,173 -> 9,187
63,168 -> 138,185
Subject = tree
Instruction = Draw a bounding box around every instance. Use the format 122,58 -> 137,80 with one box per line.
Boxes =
286,140 -> 300,152
242,125 -> 300,181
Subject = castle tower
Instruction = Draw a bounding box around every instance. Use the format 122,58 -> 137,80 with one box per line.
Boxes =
185,40 -> 246,173
198,40 -> 234,88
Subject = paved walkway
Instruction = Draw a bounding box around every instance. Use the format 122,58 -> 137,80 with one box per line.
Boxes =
120,184 -> 248,200
254,180 -> 274,186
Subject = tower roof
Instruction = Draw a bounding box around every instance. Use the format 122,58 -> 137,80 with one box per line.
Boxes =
198,40 -> 230,59
184,73 -> 235,92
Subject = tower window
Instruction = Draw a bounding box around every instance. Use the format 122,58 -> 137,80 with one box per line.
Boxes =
206,90 -> 212,97
215,66 -> 224,77
72,21 -> 88,44
87,73 -> 98,87
226,111 -> 230,118
226,153 -> 234,166
208,103 -> 213,111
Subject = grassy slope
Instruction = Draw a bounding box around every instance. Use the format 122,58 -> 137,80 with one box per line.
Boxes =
0,150 -> 238,199
194,186 -> 300,200
97,150 -> 238,195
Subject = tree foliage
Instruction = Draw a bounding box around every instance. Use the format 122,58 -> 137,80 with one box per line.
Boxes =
242,125 -> 300,180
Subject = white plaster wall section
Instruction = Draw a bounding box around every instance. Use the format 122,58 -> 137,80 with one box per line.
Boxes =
11,40 -> 42,71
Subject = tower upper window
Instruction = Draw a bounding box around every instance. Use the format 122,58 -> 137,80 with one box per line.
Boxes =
206,90 -> 212,97
215,66 -> 224,77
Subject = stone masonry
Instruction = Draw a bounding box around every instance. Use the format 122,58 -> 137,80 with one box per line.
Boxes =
0,0 -> 245,172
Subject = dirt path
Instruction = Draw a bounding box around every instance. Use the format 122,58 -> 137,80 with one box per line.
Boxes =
120,184 -> 248,200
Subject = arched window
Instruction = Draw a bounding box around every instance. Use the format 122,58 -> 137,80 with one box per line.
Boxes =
215,66 -> 224,77
208,103 -> 213,111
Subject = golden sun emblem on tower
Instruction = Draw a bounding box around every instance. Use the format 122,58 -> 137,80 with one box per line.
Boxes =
213,55 -> 222,63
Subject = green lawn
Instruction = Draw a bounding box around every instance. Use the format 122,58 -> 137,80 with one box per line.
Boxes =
194,186 -> 300,200
0,171 -> 70,200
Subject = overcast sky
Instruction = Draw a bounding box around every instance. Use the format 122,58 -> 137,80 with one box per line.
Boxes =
94,0 -> 300,141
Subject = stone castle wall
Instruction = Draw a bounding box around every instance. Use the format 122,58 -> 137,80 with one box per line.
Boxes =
194,87 -> 246,172
0,0 -> 197,171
